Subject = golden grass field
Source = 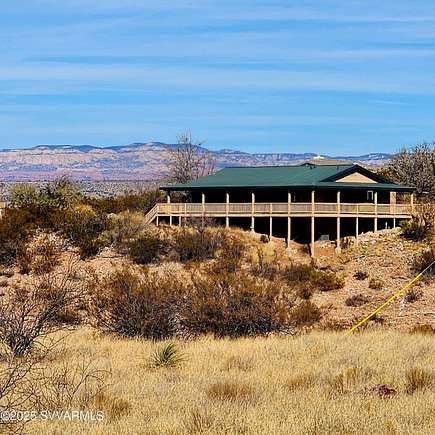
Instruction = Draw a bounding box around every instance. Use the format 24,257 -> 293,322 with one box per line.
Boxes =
27,328 -> 435,435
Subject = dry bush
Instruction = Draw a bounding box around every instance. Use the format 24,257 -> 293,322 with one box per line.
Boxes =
87,267 -> 183,339
172,223 -> 225,262
179,269 -> 295,338
289,300 -> 321,326
401,202 -> 435,240
0,258 -> 84,357
212,233 -> 246,273
345,294 -> 369,307
405,288 -> 423,303
27,353 -> 110,412
368,277 -> 384,290
312,270 -> 345,292
405,368 -> 433,394
251,247 -> 281,280
16,232 -> 64,275
127,232 -> 163,265
412,245 -> 435,274
206,381 -> 256,402
354,270 -> 369,280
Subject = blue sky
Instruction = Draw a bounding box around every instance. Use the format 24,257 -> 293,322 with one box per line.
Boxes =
1,0 -> 435,154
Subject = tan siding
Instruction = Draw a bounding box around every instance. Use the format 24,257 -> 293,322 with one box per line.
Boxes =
335,172 -> 378,183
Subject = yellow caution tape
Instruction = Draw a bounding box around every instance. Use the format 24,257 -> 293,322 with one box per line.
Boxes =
347,259 -> 435,334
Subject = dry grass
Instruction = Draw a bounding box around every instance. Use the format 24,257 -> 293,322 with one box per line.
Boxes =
24,327 -> 435,434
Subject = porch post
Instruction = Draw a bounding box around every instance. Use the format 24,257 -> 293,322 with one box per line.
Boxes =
336,190 -> 341,251
287,190 -> 291,248
374,191 -> 378,232
201,192 -> 205,220
311,190 -> 315,256
251,191 -> 255,232
311,216 -> 315,257
269,216 -> 273,238
356,217 -> 359,240
225,191 -> 230,228
410,192 -> 414,213
167,193 -> 172,226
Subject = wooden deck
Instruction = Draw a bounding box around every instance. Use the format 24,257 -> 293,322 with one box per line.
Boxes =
152,202 -> 413,220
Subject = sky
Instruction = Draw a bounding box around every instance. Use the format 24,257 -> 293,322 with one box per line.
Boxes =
1,0 -> 435,154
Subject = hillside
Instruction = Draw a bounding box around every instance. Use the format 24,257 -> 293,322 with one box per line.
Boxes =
0,142 -> 391,181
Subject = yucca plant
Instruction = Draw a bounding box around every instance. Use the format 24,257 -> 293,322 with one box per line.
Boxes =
150,342 -> 184,368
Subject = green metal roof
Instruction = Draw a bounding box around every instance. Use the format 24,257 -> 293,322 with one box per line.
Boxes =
163,164 -> 414,192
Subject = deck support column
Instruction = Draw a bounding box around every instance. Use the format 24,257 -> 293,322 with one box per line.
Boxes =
225,192 -> 230,228
287,191 -> 291,248
269,216 -> 273,239
410,193 -> 414,213
374,191 -> 378,232
156,216 -> 159,226
251,191 -> 255,232
393,217 -> 396,228
167,193 -> 172,226
310,190 -> 315,256
311,216 -> 315,257
336,190 -> 341,252
201,192 -> 205,222
356,217 -> 359,240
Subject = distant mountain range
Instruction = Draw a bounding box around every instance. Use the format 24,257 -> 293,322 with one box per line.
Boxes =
0,142 -> 392,181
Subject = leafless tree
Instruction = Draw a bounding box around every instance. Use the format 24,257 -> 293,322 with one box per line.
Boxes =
167,132 -> 215,183
0,256 -> 84,357
386,142 -> 435,199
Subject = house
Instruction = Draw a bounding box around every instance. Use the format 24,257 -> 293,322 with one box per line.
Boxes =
150,162 -> 415,255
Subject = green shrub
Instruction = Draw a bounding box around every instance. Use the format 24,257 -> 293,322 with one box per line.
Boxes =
150,343 -> 184,368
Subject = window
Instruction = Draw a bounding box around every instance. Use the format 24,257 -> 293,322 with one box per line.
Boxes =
367,190 -> 374,201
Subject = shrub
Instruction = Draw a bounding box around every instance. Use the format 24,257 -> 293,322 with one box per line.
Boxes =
179,270 -> 294,338
345,294 -> 369,307
405,288 -> 423,303
354,271 -> 369,280
260,234 -> 269,243
405,368 -> 433,394
16,232 -> 64,275
368,277 -> 384,290
0,261 -> 84,356
212,233 -> 246,273
289,300 -> 321,326
172,226 -> 224,262
61,204 -> 108,258
400,219 -> 428,241
101,211 -> 150,253
87,267 -> 183,339
251,247 -> 281,280
282,263 -> 314,284
412,246 -> 435,274
312,270 -> 345,292
127,232 -> 163,265
150,343 -> 184,368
